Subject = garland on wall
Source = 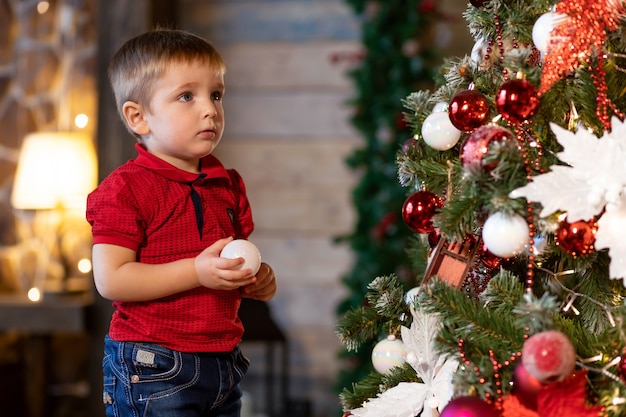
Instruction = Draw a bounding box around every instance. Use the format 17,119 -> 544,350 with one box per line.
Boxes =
335,0 -> 445,398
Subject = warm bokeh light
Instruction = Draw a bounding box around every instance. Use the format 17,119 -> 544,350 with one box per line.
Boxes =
75,113 -> 89,129
28,287 -> 42,302
37,1 -> 50,14
77,258 -> 92,274
12,132 -> 98,210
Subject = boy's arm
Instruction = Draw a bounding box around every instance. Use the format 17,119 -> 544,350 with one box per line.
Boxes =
93,237 -> 257,302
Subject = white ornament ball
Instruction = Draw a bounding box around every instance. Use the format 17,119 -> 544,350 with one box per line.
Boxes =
371,335 -> 406,374
532,11 -> 566,57
220,239 -> 262,275
432,101 -> 449,113
482,212 -> 529,258
405,287 -> 420,305
421,112 -> 462,151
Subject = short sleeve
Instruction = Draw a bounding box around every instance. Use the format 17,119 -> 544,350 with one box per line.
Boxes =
86,172 -> 146,251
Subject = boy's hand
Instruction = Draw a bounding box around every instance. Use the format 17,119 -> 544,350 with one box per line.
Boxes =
240,262 -> 276,301
194,237 -> 257,290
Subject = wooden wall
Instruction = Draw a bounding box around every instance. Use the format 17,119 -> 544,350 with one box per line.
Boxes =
178,1 -> 361,415
175,1 -> 473,416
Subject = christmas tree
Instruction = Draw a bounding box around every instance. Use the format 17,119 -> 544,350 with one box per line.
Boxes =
337,1 -> 626,417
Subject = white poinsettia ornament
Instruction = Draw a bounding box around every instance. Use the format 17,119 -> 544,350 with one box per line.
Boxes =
509,117 -> 626,284
350,308 -> 458,417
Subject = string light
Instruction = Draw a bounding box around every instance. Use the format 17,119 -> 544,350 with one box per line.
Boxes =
538,267 -> 619,326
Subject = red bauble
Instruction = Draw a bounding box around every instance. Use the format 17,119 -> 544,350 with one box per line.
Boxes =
440,396 -> 498,417
402,191 -> 443,234
618,350 -> 626,382
427,228 -> 441,248
521,330 -> 576,384
449,90 -> 491,132
460,124 -> 514,171
555,218 -> 597,257
477,242 -> 502,270
512,362 -> 544,410
496,79 -> 540,124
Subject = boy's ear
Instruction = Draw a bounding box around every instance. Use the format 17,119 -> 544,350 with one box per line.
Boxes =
122,101 -> 150,136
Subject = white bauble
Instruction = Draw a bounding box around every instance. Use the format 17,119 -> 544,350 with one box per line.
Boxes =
220,239 -> 262,274
532,11 -> 566,57
421,112 -> 462,151
482,212 -> 529,258
471,37 -> 490,65
405,287 -> 420,305
432,101 -> 449,113
371,335 -> 406,374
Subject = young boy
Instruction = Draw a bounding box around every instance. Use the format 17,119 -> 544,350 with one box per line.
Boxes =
86,29 -> 277,417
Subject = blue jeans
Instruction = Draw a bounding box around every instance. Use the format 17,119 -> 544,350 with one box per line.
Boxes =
102,335 -> 250,417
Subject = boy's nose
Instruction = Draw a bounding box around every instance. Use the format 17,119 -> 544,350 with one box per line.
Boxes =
204,101 -> 218,118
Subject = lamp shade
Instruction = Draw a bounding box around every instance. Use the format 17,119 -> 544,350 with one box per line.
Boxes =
11,132 -> 98,209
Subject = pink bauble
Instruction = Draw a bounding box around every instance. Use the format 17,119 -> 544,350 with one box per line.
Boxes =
402,137 -> 417,154
512,362 -> 543,410
521,330 -> 576,384
496,79 -> 540,124
440,396 -> 498,417
402,191 -> 444,234
460,124 -> 514,171
449,90 -> 491,132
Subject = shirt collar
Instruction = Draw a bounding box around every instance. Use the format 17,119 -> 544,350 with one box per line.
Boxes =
133,143 -> 230,183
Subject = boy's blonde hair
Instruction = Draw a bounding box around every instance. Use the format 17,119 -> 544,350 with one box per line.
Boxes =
108,29 -> 226,136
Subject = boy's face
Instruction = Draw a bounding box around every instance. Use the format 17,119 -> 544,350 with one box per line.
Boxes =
129,59 -> 225,171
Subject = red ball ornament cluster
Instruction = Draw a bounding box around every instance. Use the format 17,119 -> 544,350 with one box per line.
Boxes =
555,218 -> 598,257
449,89 -> 491,132
402,190 -> 443,233
496,78 -> 540,124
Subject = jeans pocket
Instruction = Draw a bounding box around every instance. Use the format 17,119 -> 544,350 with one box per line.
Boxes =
233,347 -> 250,381
130,343 -> 182,381
102,356 -> 119,417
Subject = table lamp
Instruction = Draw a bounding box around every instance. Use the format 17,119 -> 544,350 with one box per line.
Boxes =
11,131 -> 97,300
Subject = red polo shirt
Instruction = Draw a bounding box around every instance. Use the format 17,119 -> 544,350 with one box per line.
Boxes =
86,144 -> 254,352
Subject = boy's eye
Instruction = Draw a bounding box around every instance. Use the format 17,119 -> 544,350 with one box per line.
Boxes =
211,91 -> 223,101
179,93 -> 193,102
